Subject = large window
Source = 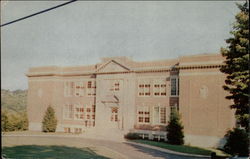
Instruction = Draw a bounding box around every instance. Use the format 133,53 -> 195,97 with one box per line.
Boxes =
74,103 -> 84,120
138,80 -> 151,96
154,79 -> 167,96
75,82 -> 84,97
64,103 -> 95,128
170,77 -> 179,96
137,106 -> 150,124
84,104 -> 95,127
63,104 -> 74,119
87,81 -> 96,96
64,81 -> 74,97
153,106 -> 167,124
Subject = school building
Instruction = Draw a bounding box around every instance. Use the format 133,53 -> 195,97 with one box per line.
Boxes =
26,53 -> 235,147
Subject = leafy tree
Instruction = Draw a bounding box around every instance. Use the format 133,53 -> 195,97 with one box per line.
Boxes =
166,110 -> 184,145
1,111 -> 10,131
220,2 -> 249,130
224,128 -> 249,156
1,111 -> 28,132
42,106 -> 57,132
16,112 -> 28,131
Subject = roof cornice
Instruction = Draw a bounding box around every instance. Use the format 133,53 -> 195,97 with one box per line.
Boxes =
26,64 -> 224,77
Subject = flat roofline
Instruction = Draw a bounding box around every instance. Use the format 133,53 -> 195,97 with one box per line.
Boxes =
179,53 -> 220,58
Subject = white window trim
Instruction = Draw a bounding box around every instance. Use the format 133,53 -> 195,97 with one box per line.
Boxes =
63,103 -> 74,120
170,76 -> 179,97
85,103 -> 94,122
137,105 -> 150,124
138,79 -> 151,97
153,104 -> 167,125
153,79 -> 167,97
74,103 -> 84,121
87,80 -> 96,97
109,79 -> 121,92
74,82 -> 85,97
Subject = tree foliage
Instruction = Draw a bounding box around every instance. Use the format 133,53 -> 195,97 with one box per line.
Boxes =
224,128 -> 249,157
166,110 -> 184,145
220,2 -> 249,130
1,111 -> 28,132
42,106 -> 57,132
1,89 -> 27,113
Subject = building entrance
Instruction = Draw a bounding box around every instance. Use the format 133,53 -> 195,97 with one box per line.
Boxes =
110,107 -> 119,128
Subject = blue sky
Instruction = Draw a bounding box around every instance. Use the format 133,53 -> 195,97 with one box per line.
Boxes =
1,1 -> 240,90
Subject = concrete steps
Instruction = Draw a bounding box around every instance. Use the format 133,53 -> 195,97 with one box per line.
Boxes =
81,128 -> 125,142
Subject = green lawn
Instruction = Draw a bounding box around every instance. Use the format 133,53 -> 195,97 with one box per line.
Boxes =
2,145 -> 109,159
133,140 -> 228,156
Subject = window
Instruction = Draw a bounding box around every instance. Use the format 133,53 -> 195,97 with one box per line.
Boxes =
153,106 -> 166,124
110,80 -> 120,91
111,107 -> 118,122
87,81 -> 96,96
63,104 -> 74,119
74,128 -> 82,133
75,82 -> 84,97
170,77 -> 179,96
84,104 -> 95,127
160,107 -> 166,123
64,127 -> 71,133
85,120 -> 92,127
92,104 -> 95,112
153,107 -> 159,124
138,80 -> 151,96
74,103 -> 84,120
137,106 -> 150,123
64,81 -> 74,97
170,105 -> 178,115
154,80 -> 167,96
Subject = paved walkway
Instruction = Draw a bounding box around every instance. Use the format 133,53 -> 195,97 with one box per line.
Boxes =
2,134 -> 210,159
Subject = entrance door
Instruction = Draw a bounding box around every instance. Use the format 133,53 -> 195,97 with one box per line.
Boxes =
110,107 -> 119,128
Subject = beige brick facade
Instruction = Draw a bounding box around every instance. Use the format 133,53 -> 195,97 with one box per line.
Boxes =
26,54 -> 235,147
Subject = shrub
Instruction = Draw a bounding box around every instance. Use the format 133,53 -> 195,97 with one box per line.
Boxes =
124,132 -> 141,140
166,110 -> 184,145
223,128 -> 249,157
42,106 -> 57,132
1,111 -> 10,131
16,112 -> 28,131
1,111 -> 28,132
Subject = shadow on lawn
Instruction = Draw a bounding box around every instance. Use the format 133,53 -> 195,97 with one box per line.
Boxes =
125,143 -> 210,159
2,145 -> 109,159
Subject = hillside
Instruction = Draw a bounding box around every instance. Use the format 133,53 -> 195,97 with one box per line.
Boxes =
1,89 -> 27,113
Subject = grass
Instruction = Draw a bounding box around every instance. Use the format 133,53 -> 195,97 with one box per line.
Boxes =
2,145 -> 109,159
133,140 -> 229,156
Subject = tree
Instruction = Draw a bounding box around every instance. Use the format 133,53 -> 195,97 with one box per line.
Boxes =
1,111 -> 10,131
16,112 -> 28,131
42,106 -> 57,132
166,110 -> 184,145
220,1 -> 249,130
224,128 -> 249,156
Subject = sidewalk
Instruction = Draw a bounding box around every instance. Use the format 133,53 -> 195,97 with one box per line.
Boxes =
125,141 -> 211,158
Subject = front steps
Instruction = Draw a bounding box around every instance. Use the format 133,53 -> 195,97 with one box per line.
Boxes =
80,128 -> 125,142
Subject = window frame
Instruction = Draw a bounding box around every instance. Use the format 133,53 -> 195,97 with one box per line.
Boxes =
74,103 -> 84,120
137,106 -> 150,124
153,79 -> 167,97
153,105 -> 167,125
63,103 -> 74,120
86,80 -> 96,97
74,81 -> 84,97
170,76 -> 179,97
138,80 -> 151,97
